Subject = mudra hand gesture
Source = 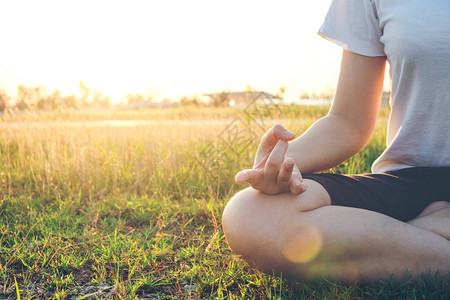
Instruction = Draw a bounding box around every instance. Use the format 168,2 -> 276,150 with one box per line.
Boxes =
235,124 -> 308,195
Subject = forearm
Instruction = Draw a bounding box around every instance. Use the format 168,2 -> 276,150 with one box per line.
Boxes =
286,113 -> 371,174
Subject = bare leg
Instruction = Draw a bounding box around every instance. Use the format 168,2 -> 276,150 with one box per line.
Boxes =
222,180 -> 450,283
408,201 -> 450,240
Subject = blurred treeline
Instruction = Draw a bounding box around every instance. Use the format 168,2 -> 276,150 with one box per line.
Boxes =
0,82 -> 118,112
0,82 -> 225,113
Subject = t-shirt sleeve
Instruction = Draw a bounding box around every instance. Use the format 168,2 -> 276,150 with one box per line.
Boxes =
318,0 -> 385,57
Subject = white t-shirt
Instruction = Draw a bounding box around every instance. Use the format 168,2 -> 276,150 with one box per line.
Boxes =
318,0 -> 450,173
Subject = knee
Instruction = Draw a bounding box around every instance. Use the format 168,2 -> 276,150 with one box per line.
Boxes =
221,184 -> 329,276
222,187 -> 291,272
222,187 -> 263,259
222,181 -> 330,257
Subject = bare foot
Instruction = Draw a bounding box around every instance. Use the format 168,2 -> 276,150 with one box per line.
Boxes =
408,202 -> 450,240
416,201 -> 450,218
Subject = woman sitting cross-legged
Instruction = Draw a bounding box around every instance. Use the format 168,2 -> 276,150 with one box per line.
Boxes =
222,0 -> 450,283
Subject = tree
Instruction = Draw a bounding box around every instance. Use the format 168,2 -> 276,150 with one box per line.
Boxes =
125,93 -> 146,105
299,91 -> 310,99
180,95 -> 199,106
61,94 -> 78,109
78,81 -> 110,108
0,89 -> 8,113
211,90 -> 230,107
15,85 -> 46,110
277,86 -> 286,99
37,90 -> 60,110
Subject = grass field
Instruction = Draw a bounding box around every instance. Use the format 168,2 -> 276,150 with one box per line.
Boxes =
0,106 -> 448,299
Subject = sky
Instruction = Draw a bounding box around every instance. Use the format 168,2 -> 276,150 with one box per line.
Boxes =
0,0 -> 377,104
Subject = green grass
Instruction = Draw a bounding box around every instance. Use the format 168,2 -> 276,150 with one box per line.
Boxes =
0,106 -> 448,299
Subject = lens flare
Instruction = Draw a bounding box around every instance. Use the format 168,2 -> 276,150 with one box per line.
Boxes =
281,226 -> 323,263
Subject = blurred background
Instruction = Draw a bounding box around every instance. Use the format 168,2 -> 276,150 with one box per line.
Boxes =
0,0 -> 391,110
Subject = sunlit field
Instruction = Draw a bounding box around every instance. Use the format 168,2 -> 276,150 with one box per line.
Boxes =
1,106 -> 447,299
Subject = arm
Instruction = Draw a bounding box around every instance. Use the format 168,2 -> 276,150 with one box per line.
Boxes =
235,50 -> 386,194
287,50 -> 386,174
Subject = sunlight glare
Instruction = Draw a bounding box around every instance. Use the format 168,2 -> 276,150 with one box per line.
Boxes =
281,226 -> 323,264
0,0 -> 340,103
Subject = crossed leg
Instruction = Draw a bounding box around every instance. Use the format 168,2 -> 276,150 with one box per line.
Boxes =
408,201 -> 450,240
222,180 -> 450,283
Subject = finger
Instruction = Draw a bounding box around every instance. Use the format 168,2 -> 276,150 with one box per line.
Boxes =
264,140 -> 289,183
289,164 -> 307,195
254,151 -> 270,169
289,179 -> 308,195
290,164 -> 304,186
235,168 -> 263,186
254,124 -> 295,166
264,124 -> 296,142
277,157 -> 295,186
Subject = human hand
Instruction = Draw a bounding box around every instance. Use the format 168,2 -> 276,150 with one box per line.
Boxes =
235,125 -> 307,195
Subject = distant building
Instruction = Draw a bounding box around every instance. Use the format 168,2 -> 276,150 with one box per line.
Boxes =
203,91 -> 282,107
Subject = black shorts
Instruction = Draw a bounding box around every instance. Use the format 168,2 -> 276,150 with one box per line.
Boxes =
303,167 -> 450,222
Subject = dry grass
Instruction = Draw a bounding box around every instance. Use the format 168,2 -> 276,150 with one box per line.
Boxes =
1,106 -> 447,299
